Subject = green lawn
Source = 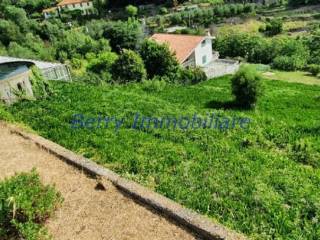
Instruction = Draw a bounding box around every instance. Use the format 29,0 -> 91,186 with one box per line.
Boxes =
1,77 -> 320,239
263,70 -> 320,86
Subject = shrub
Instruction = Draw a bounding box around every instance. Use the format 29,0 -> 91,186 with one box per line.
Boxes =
125,5 -> 138,17
272,55 -> 306,71
159,7 -> 168,15
231,66 -> 263,108
175,67 -> 207,85
87,51 -> 118,74
140,39 -> 179,78
307,64 -> 320,76
141,78 -> 167,93
74,72 -> 105,85
71,57 -> 82,69
265,18 -> 283,36
111,49 -> 146,83
243,3 -> 255,13
0,170 -> 62,240
29,66 -> 53,99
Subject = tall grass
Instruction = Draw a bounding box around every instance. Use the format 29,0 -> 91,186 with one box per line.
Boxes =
5,76 -> 320,239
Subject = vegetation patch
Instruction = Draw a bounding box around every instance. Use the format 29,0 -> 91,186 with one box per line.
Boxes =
0,170 -> 63,240
3,77 -> 320,240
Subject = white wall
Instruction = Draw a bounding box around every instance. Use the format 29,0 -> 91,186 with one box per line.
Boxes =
194,38 -> 213,67
59,1 -> 94,14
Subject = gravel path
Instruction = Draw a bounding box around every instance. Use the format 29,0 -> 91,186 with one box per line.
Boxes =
0,123 -> 197,240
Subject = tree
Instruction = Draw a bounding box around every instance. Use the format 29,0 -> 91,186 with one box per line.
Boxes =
93,0 -> 108,17
111,49 -> 146,83
125,5 -> 138,18
3,6 -> 29,33
231,66 -> 263,108
7,42 -> 35,59
0,20 -> 21,46
103,19 -> 142,53
139,40 -> 179,78
54,29 -> 110,59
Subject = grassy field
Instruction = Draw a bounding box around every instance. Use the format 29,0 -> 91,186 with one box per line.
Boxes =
263,70 -> 320,86
1,77 -> 320,239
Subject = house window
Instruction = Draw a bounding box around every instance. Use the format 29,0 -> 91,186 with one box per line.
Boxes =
80,3 -> 83,7
201,39 -> 206,47
72,4 -> 75,8
202,55 -> 207,64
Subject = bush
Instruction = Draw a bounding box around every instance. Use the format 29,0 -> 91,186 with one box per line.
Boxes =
111,49 -> 146,83
231,66 -> 263,108
159,7 -> 168,15
272,55 -> 306,71
87,51 -> 118,74
175,67 -> 207,85
265,18 -> 283,36
307,64 -> 320,76
125,5 -> 138,17
71,57 -> 83,69
29,66 -> 53,99
0,170 -> 62,240
141,78 -> 167,93
140,39 -> 179,78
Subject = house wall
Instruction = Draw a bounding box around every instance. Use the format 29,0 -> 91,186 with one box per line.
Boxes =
0,71 -> 33,104
44,11 -> 58,19
194,38 -> 213,67
182,52 -> 196,68
58,1 -> 94,14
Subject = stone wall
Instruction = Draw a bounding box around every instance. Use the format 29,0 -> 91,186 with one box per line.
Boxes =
0,71 -> 33,104
203,59 -> 240,79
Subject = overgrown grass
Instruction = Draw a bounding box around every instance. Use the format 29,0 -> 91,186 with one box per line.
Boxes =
0,170 -> 62,240
2,76 -> 320,239
262,70 -> 320,85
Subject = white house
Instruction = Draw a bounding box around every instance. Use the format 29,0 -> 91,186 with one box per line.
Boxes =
150,33 -> 240,78
42,7 -> 58,19
150,33 -> 217,68
57,0 -> 94,15
43,0 -> 94,18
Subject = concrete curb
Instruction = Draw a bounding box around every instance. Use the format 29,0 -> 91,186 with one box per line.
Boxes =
7,123 -> 247,240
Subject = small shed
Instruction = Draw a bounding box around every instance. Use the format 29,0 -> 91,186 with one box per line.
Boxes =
0,56 -> 72,82
0,56 -> 71,104
0,62 -> 34,104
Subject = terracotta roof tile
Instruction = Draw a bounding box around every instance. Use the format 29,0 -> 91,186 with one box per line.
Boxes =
150,33 -> 206,63
57,0 -> 90,6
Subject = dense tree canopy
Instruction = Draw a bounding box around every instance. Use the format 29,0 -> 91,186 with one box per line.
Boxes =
103,19 -> 142,53
111,49 -> 147,83
139,40 -> 179,78
214,31 -> 313,71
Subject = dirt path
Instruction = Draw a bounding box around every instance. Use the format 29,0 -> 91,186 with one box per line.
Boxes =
0,123 -> 197,240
